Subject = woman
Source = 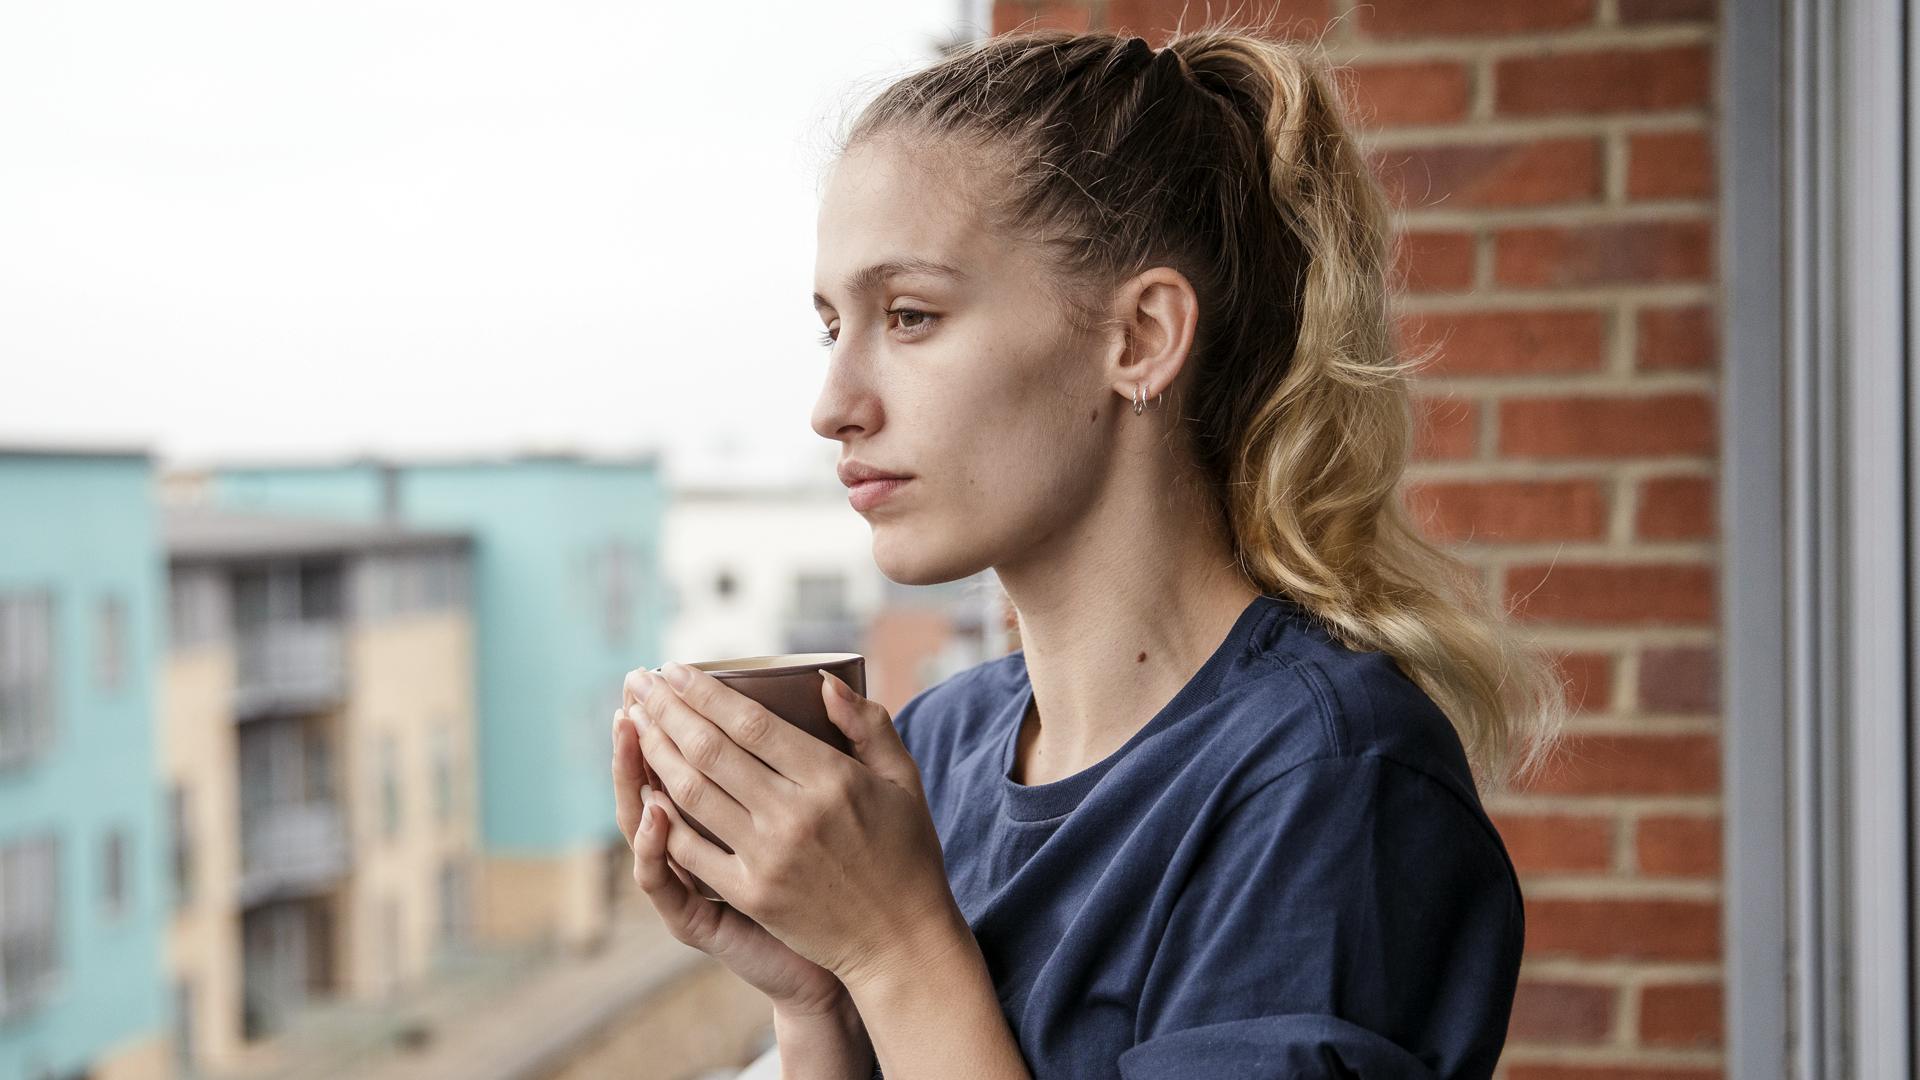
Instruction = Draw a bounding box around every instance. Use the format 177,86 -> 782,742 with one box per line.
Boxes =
612,22 -> 1567,1080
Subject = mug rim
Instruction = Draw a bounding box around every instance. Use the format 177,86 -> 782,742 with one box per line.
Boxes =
684,652 -> 863,677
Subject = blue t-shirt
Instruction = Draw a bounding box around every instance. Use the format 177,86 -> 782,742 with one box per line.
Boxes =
881,591 -> 1523,1079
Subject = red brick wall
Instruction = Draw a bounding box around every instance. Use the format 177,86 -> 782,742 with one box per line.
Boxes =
990,3 -> 1722,1076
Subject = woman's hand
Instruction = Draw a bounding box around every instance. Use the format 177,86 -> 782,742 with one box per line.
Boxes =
625,662 -> 966,991
612,703 -> 851,1020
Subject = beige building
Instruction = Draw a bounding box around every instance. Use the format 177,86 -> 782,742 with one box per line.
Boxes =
161,507 -> 479,1074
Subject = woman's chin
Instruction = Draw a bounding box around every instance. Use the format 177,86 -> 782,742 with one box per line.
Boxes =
871,526 -> 981,588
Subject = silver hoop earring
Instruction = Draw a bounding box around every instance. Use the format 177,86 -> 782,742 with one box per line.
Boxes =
1133,383 -> 1162,416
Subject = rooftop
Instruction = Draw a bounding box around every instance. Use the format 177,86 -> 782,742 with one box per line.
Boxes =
196,447 -> 663,472
165,505 -> 471,562
0,441 -> 151,461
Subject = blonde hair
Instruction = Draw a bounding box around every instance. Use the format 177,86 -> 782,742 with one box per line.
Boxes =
838,21 -> 1568,793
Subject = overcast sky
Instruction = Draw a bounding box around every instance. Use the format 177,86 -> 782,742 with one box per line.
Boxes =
0,1 -> 981,483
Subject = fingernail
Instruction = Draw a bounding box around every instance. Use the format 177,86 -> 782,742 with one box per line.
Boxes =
662,662 -> 692,689
819,669 -> 855,703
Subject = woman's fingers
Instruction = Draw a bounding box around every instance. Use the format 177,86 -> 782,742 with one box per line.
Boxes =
632,786 -> 728,946
633,699 -> 756,851
611,709 -> 646,845
616,702 -> 735,950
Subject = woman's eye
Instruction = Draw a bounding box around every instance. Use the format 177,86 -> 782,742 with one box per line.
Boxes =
886,307 -> 936,336
815,309 -> 934,349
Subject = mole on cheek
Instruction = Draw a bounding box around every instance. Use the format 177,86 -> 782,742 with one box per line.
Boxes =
1137,651 -> 1147,662
1090,410 -> 1097,423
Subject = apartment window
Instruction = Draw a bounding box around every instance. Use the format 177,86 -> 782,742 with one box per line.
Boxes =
303,721 -> 334,803
448,553 -> 470,611
298,561 -> 343,620
0,591 -> 56,770
387,556 -> 413,615
96,594 -> 126,692
168,570 -> 226,650
438,859 -> 469,946
595,540 -> 635,646
0,835 -> 59,1018
794,571 -> 848,620
102,827 -> 130,919
232,567 -> 273,629
380,735 -> 402,841
431,724 -> 453,826
169,785 -> 194,908
376,555 -> 408,616
421,551 -> 454,609
357,552 -> 465,621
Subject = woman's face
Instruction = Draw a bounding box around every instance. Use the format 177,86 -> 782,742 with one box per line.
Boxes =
811,138 -> 1118,586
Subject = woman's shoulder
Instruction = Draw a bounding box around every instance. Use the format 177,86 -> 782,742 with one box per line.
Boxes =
1222,605 -> 1490,822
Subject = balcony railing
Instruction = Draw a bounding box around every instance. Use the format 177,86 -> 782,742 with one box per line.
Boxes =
234,622 -> 345,719
239,802 -> 349,905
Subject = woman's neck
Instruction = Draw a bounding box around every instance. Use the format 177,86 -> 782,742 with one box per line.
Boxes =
996,484 -> 1259,784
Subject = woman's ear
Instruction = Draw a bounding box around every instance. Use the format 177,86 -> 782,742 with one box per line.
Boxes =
1111,266 -> 1199,398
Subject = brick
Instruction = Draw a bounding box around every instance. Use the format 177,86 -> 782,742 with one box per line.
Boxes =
1358,0 -> 1594,38
1499,393 -> 1716,459
1525,896 -> 1721,961
1640,980 -> 1724,1047
1400,309 -> 1607,376
1637,305 -> 1716,370
1495,221 -> 1713,287
1406,478 -> 1609,543
1490,811 -> 1614,873
1105,0 -> 1334,42
1373,138 -> 1603,209
1340,60 -> 1473,127
1496,45 -> 1712,115
1508,978 -> 1616,1043
1506,562 -> 1716,625
1640,645 -> 1719,714
1506,1065 -> 1723,1080
1411,394 -> 1479,460
993,1 -> 1095,34
1636,474 -> 1714,540
1637,814 -> 1722,877
1557,650 -> 1615,714
1394,230 -> 1476,292
1523,732 -> 1719,795
1619,0 -> 1717,23
1629,130 -> 1714,199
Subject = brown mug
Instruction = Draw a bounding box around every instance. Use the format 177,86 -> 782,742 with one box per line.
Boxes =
643,652 -> 865,903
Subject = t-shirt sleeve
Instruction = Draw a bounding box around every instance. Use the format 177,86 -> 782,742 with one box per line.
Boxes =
1118,753 -> 1523,1080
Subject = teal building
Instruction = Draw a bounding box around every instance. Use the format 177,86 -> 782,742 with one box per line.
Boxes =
205,454 -> 669,945
0,447 -> 171,1079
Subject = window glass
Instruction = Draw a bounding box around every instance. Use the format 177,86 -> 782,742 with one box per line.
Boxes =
0,591 -> 55,769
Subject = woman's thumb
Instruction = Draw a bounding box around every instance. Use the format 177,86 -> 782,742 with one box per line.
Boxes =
817,669 -> 917,789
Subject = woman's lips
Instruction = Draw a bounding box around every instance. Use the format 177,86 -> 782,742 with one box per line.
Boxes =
848,477 -> 911,512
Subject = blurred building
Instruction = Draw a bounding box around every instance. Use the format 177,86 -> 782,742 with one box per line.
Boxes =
161,506 -> 478,1074
662,478 -> 1009,715
0,447 -> 171,1080
166,454 -> 669,952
